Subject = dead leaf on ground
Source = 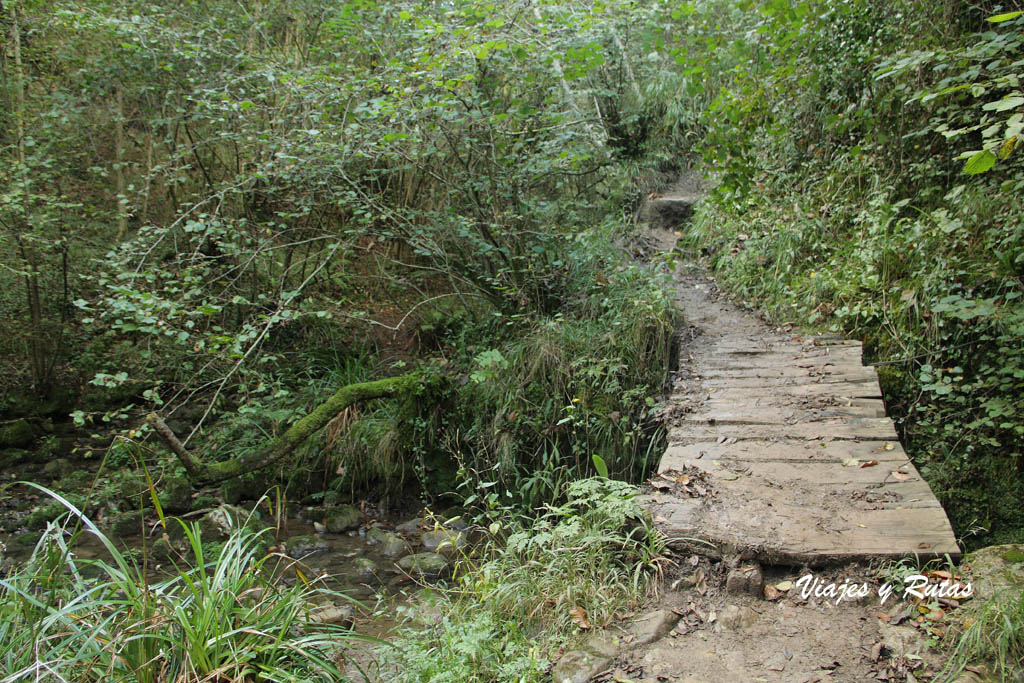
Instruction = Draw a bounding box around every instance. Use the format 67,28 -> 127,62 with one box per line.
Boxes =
842,458 -> 861,467
891,471 -> 911,482
860,459 -> 879,468
568,606 -> 591,630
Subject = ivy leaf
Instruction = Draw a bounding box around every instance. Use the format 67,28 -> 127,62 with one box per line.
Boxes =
962,149 -> 996,175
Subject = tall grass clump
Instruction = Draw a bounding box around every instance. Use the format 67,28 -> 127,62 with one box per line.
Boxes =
0,486 -> 360,682
940,592 -> 1024,682
382,478 -> 665,682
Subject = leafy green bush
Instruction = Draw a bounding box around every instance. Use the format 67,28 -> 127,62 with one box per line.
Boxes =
385,478 -> 664,682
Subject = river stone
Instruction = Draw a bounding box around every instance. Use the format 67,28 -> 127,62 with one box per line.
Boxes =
42,458 -> 73,480
397,552 -> 449,581
395,517 -> 425,533
421,528 -> 467,556
197,504 -> 252,541
159,476 -> 192,514
306,603 -> 354,628
626,608 -> 681,645
325,505 -> 362,533
367,527 -> 410,557
111,508 -> 152,537
286,534 -> 330,557
0,449 -> 29,469
551,649 -> 612,683
352,557 -> 380,583
0,419 -> 36,448
150,535 -> 178,563
966,544 -> 1024,600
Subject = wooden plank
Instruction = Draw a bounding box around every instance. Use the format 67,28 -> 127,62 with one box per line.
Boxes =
660,439 -> 909,464
697,366 -> 878,382
645,495 -> 961,566
657,444 -> 937,508
680,400 -> 885,423
669,417 -> 899,441
698,384 -> 883,400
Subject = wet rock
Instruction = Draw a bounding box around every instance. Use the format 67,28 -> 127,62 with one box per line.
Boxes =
159,476 -> 193,514
325,505 -> 362,533
111,508 -> 151,536
14,531 -> 43,547
197,504 -> 253,541
150,535 -> 178,563
0,449 -> 29,469
285,534 -> 330,557
306,603 -> 354,628
626,608 -> 681,645
41,458 -> 73,480
395,517 -> 425,533
0,419 -> 36,448
352,557 -> 380,583
397,552 -> 449,581
726,564 -> 764,597
219,475 -> 265,505
421,528 -> 467,556
22,501 -> 69,531
367,527 -> 410,557
551,649 -> 612,683
718,604 -> 759,630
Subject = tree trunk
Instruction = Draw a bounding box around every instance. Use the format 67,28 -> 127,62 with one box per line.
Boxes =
149,371 -> 423,483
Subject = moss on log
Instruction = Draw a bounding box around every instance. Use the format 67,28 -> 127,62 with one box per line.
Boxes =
149,371 -> 422,484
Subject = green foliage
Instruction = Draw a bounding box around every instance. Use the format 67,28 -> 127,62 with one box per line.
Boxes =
0,487 -> 359,682
385,478 -> 664,682
940,591 -> 1024,682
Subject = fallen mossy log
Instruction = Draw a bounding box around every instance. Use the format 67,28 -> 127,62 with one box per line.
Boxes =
148,372 -> 423,484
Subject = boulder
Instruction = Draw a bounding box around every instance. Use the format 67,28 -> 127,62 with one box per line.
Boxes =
285,534 -> 330,558
397,552 -> 449,581
197,504 -> 253,541
159,476 -> 193,514
352,557 -> 380,583
967,544 -> 1024,600
551,649 -> 613,683
0,419 -> 36,449
367,527 -> 410,557
395,517 -> 425,533
421,528 -> 467,556
325,505 -> 362,533
625,609 -> 681,645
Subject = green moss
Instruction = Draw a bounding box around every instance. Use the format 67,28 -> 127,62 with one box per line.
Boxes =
0,419 -> 36,449
1001,549 -> 1024,565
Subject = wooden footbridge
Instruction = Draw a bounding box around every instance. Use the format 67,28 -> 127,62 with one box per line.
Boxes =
645,270 -> 961,566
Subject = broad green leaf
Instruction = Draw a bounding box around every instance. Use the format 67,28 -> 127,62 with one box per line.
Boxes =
592,454 -> 609,478
962,149 -> 996,175
982,95 -> 1024,112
